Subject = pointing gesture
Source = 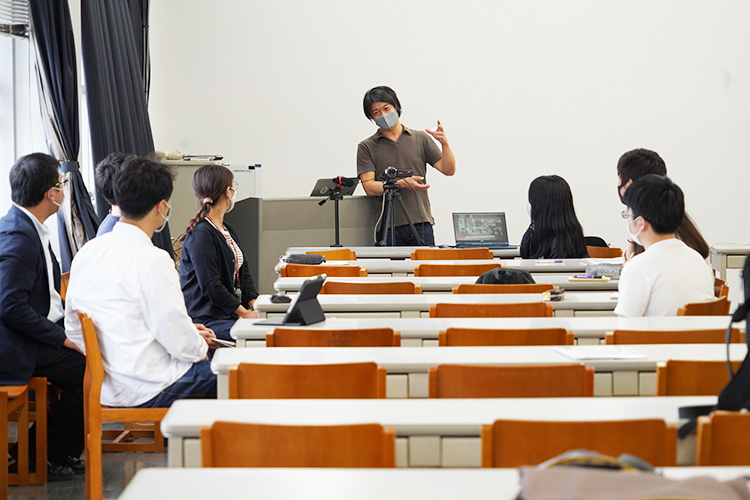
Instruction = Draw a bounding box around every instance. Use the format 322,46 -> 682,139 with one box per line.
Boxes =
425,120 -> 449,146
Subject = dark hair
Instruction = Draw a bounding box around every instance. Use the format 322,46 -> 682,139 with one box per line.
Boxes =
623,174 -> 684,235
183,164 -> 234,238
527,175 -> 588,259
95,152 -> 136,205
9,153 -> 60,207
114,157 -> 175,219
675,213 -> 710,259
363,86 -> 402,120
616,148 -> 667,184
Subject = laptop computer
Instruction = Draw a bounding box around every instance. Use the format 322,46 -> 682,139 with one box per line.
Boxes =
452,212 -> 517,249
253,274 -> 326,326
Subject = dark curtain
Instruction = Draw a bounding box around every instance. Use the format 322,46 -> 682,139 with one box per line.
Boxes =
81,0 -> 173,258
28,0 -> 100,272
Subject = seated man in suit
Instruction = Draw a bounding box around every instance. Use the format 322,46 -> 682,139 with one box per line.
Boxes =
614,175 -> 714,317
65,157 -> 218,408
0,153 -> 85,480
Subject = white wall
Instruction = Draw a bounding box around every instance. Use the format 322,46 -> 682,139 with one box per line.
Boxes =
148,0 -> 750,248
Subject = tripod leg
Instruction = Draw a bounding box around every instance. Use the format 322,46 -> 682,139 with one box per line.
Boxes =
393,191 -> 425,246
378,190 -> 394,246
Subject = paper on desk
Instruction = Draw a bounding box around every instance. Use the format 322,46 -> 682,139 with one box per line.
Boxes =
553,346 -> 647,360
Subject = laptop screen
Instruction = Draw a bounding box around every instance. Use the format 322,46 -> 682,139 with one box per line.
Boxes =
452,212 -> 509,245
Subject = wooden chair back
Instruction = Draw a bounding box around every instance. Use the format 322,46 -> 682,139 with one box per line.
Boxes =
656,360 -> 743,396
306,249 -> 356,260
228,362 -> 387,399
482,418 -> 677,467
585,246 -> 623,258
321,281 -> 422,294
60,272 -> 71,301
267,328 -> 401,347
439,328 -> 573,346
714,277 -> 729,298
429,363 -> 593,398
201,421 -> 396,467
605,328 -> 742,345
282,264 -> 367,277
697,411 -> 750,465
676,296 -> 731,316
414,263 -> 502,277
429,302 -> 553,318
411,248 -> 493,260
80,313 -> 169,500
452,283 -> 554,294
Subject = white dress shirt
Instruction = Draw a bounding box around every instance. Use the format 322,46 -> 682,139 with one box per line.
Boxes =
65,223 -> 208,406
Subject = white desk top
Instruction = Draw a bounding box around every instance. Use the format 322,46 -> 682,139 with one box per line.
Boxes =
274,275 -> 619,292
211,343 -> 749,375
254,291 -> 618,313
232,315 -> 742,341
120,467 -> 750,500
711,244 -> 750,255
287,245 -> 521,259
161,396 -> 717,438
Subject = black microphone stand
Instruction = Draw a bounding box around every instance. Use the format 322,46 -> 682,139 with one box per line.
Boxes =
318,187 -> 344,247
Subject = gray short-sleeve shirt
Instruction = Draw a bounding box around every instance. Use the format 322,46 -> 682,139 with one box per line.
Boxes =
356,126 -> 442,229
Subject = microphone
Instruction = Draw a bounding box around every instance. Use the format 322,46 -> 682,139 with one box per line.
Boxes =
333,176 -> 355,188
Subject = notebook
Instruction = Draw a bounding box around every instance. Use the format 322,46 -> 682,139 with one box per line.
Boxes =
452,212 -> 517,249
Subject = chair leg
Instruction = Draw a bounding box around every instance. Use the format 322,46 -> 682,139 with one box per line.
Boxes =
15,390 -> 28,487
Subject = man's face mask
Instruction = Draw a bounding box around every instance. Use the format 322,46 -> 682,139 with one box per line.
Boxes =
374,110 -> 399,130
155,201 -> 171,233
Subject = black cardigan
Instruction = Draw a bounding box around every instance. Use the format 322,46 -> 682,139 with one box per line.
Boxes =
179,220 -> 258,323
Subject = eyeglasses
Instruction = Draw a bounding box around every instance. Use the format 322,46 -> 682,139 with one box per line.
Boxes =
53,179 -> 69,189
229,182 -> 238,192
621,211 -> 635,219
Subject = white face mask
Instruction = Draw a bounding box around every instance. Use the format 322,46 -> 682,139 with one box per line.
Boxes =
374,110 -> 399,130
526,202 -> 532,218
627,216 -> 643,247
226,191 -> 236,213
155,201 -> 171,233
51,186 -> 63,209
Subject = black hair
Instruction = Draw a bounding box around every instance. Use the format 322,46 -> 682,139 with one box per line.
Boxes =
363,86 -> 402,120
527,175 -> 588,259
9,153 -> 60,207
623,174 -> 684,235
114,157 -> 175,220
616,148 -> 667,184
95,152 -> 136,205
182,164 -> 234,239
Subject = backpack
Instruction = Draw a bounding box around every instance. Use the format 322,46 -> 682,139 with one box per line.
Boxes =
475,267 -> 535,285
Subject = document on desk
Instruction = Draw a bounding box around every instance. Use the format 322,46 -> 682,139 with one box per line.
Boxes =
554,346 -> 647,360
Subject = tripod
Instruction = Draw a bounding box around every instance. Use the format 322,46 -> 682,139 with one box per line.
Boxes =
318,187 -> 344,247
377,181 -> 425,246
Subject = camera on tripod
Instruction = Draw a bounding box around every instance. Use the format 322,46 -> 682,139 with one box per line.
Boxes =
379,166 -> 413,181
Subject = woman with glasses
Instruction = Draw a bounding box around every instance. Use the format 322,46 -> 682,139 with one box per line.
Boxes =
179,164 -> 258,340
520,175 -> 589,260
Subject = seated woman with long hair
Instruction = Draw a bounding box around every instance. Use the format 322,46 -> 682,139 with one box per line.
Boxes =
520,175 -> 589,260
179,164 -> 258,340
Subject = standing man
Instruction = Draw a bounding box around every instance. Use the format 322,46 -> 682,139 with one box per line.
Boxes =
357,86 -> 456,246
0,153 -> 85,480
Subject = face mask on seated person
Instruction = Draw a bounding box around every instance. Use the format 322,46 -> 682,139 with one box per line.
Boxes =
626,216 -> 644,247
155,201 -> 171,233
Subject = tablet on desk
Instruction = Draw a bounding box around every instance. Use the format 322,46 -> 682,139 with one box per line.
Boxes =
254,274 -> 327,326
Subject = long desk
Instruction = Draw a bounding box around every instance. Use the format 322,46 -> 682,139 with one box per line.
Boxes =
211,343 -> 748,398
254,291 -> 618,318
287,245 -> 521,259
275,275 -> 619,293
711,244 -> 750,280
120,467 -> 750,500
161,396 -> 717,468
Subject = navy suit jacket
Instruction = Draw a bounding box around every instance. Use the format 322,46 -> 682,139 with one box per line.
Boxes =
0,205 -> 66,384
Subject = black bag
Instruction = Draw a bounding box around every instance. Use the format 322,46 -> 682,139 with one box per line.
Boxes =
475,267 -> 535,285
285,254 -> 326,265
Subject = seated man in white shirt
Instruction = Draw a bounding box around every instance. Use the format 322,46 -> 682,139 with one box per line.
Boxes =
614,174 -> 715,317
65,157 -> 218,407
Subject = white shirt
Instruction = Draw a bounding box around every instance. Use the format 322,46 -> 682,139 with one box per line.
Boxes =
15,204 -> 64,323
614,238 -> 716,317
65,223 -> 208,406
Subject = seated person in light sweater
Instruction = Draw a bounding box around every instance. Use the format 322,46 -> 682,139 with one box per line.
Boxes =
65,157 -> 218,408
614,175 -> 715,317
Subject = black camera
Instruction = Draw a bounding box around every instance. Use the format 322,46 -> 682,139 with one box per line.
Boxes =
379,166 -> 413,181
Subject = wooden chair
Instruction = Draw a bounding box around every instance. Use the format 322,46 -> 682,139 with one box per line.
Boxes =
481,418 -> 677,467
282,263 -> 367,277
429,363 -> 593,398
7,377 -> 47,487
80,313 -> 169,500
605,328 -> 743,345
696,411 -> 750,465
414,263 -> 502,277
429,302 -> 553,318
228,362 -> 387,399
321,281 -> 422,294
714,277 -> 729,298
452,283 -> 554,294
266,328 -> 401,347
201,421 -> 396,467
411,248 -> 492,260
585,246 -> 623,258
656,360 -> 743,396
1,384 -> 29,494
676,296 -> 731,316
306,249 -> 356,260
60,271 -> 70,301
439,327 -> 573,346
